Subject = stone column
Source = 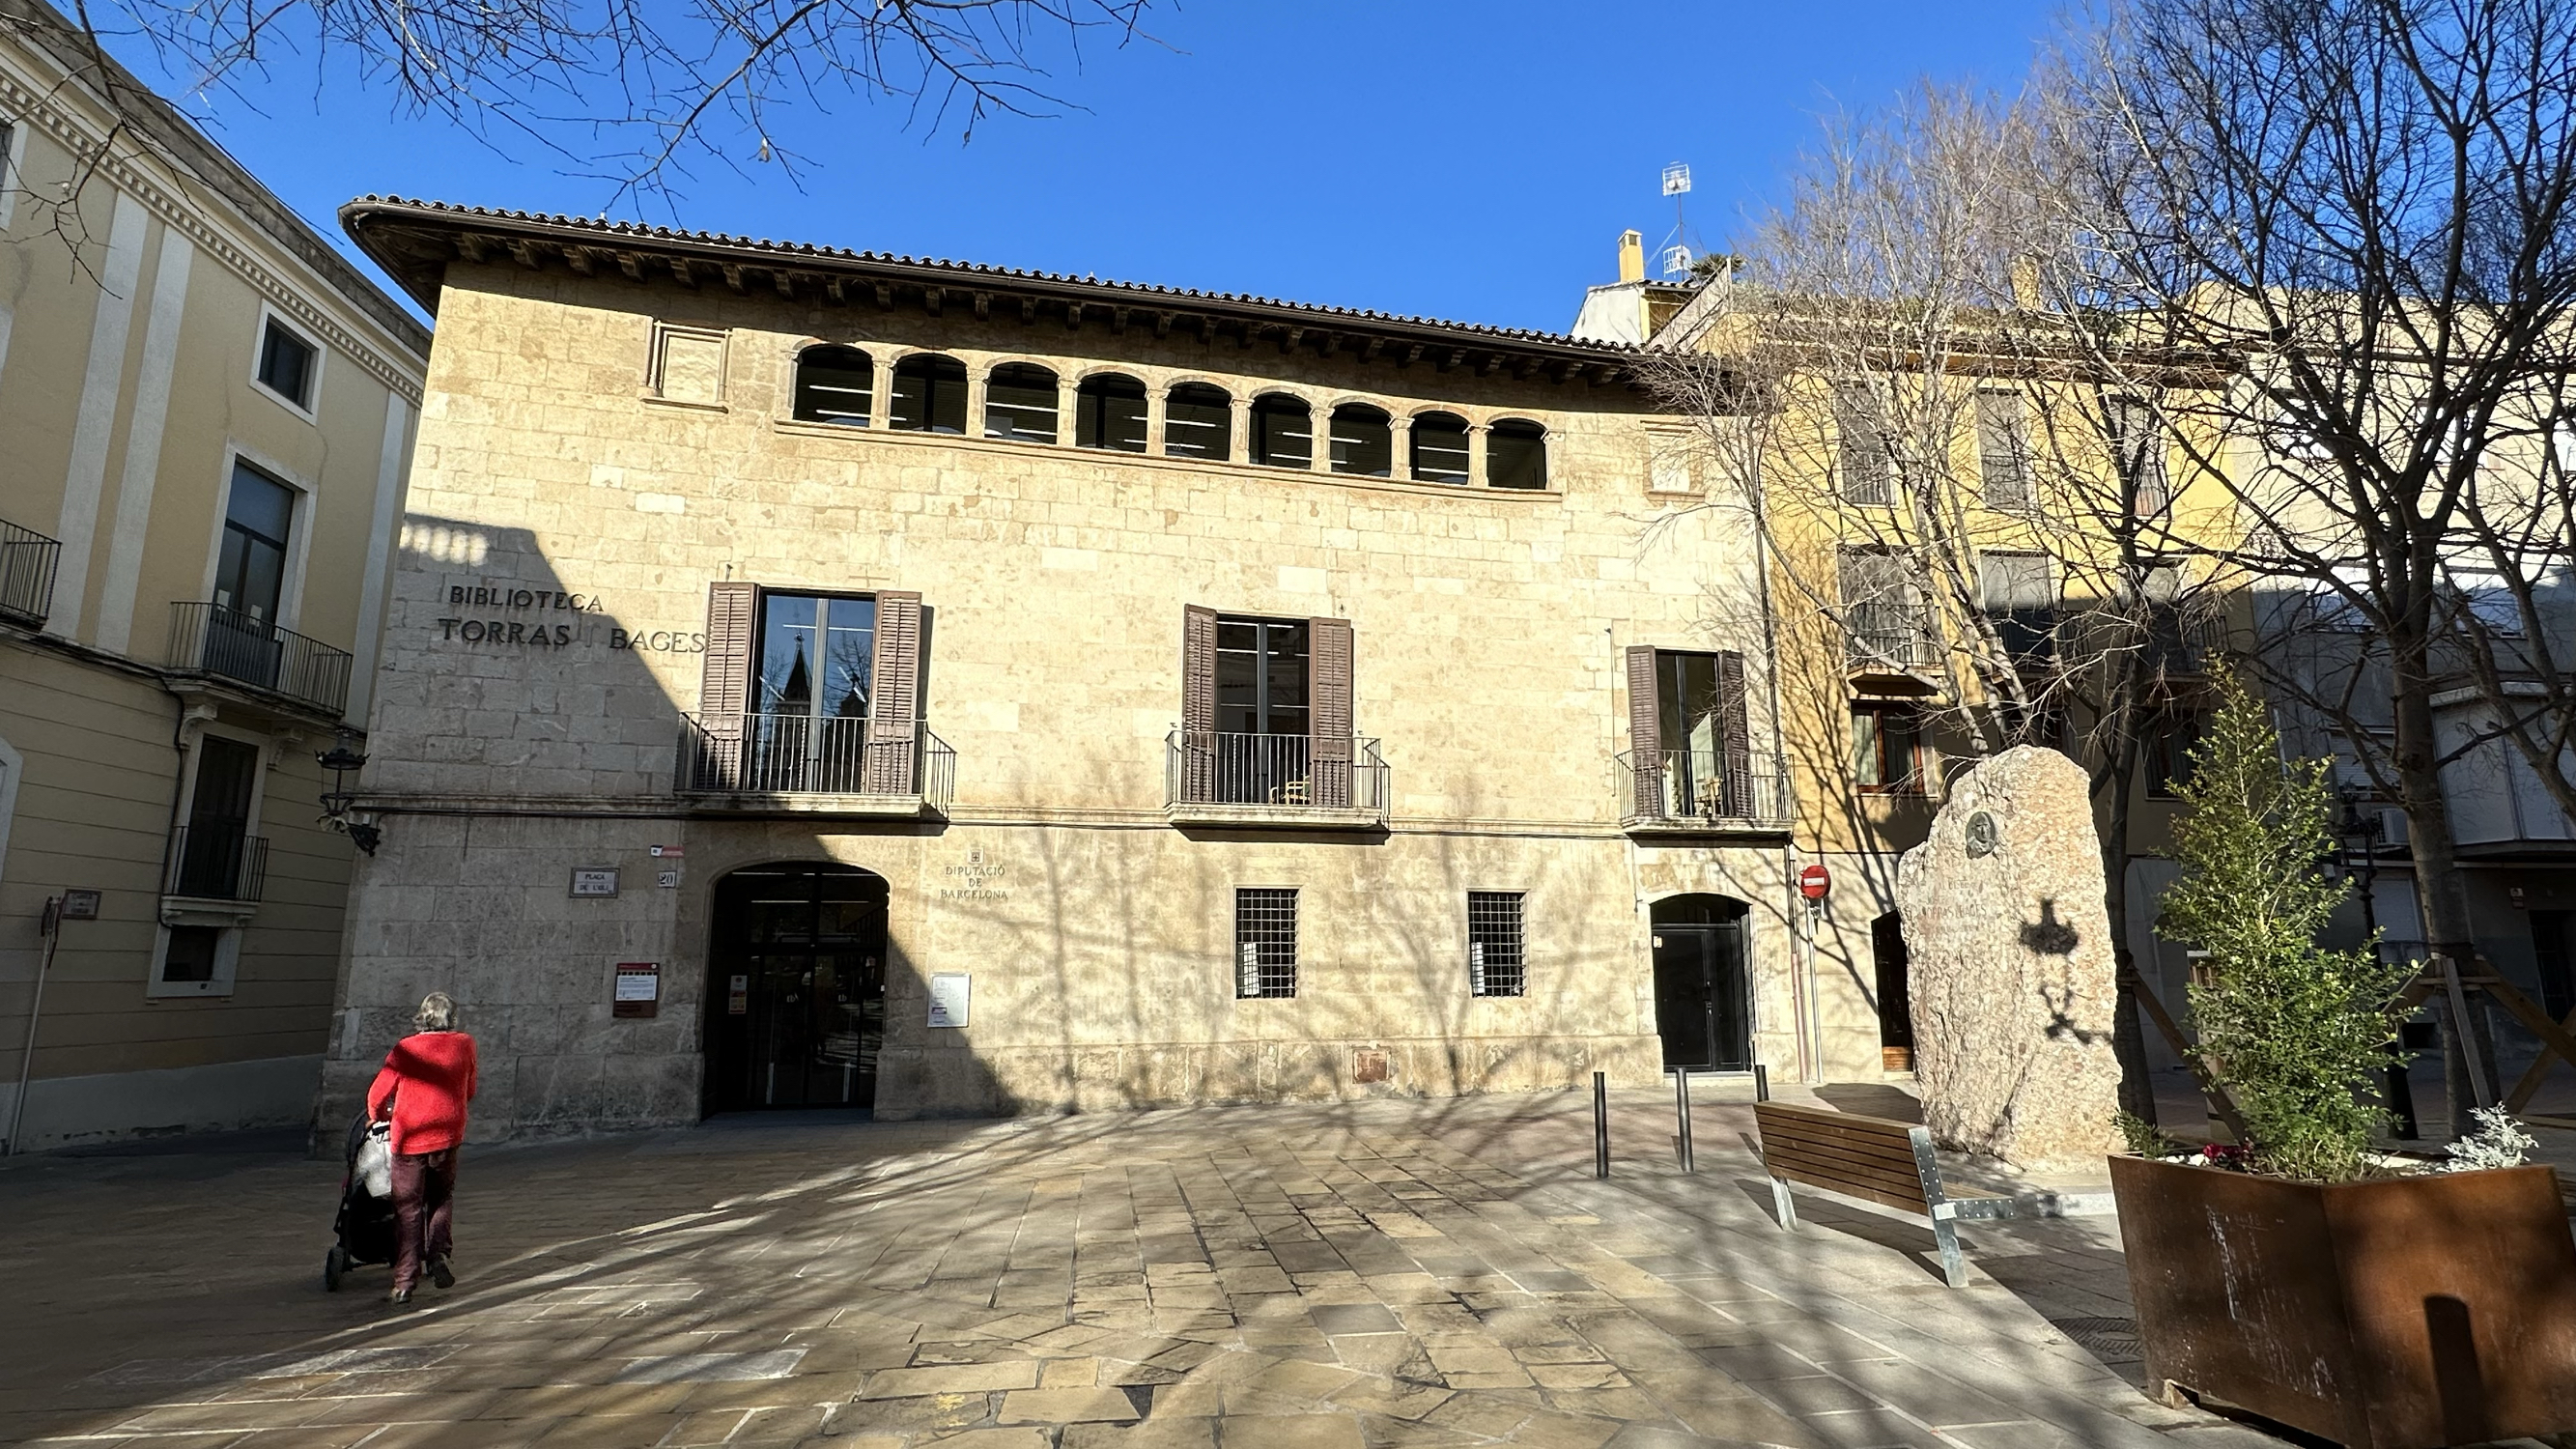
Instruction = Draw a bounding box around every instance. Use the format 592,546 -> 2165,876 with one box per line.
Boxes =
1057,375 -> 1080,447
1146,382 -> 1169,457
1230,394 -> 1252,464
1311,399 -> 1335,474
1468,423 -> 1491,488
869,350 -> 893,430
1389,414 -> 1414,482
966,366 -> 990,440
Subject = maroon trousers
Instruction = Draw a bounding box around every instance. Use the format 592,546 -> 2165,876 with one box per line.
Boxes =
388,1149 -> 458,1292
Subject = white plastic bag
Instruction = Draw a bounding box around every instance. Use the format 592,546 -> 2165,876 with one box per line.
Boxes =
356,1120 -> 393,1200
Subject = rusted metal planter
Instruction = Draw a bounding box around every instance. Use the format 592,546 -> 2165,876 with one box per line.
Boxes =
2109,1155 -> 2576,1448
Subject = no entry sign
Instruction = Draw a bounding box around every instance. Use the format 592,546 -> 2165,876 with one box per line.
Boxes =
1798,864 -> 1831,900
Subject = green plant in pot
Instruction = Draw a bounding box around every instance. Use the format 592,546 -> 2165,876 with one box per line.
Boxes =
2109,687 -> 2576,1448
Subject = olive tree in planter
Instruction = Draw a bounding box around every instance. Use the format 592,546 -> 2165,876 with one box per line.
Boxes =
2113,689 -> 2576,1448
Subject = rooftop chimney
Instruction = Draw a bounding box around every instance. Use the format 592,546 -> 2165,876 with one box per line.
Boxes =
1617,230 -> 1645,285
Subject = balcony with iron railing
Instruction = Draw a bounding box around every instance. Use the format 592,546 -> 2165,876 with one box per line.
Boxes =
1845,603 -> 1941,680
0,519 -> 62,628
1615,749 -> 1795,836
162,825 -> 269,903
676,712 -> 955,815
167,603 -> 353,717
1165,729 -> 1389,829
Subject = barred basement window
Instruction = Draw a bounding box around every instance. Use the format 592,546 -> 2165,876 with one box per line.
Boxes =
1234,887 -> 1298,999
1467,892 -> 1525,997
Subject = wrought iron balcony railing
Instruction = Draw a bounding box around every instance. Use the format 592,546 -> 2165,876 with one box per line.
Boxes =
1845,604 -> 1941,673
167,603 -> 354,716
676,712 -> 955,810
163,826 -> 269,901
0,519 -> 61,628
1615,749 -> 1794,828
1166,730 -> 1389,813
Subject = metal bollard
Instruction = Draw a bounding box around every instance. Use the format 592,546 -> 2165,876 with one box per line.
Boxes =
1593,1070 -> 1610,1178
1754,1064 -> 1769,1103
1673,1068 -> 1695,1174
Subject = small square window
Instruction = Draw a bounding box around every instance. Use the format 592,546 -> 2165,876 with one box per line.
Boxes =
1853,704 -> 1925,792
257,319 -> 317,410
162,925 -> 221,982
1468,892 -> 1525,998
149,923 -> 241,998
1234,888 -> 1297,999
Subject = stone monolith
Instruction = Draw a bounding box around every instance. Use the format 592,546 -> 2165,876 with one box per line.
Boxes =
1894,746 -> 2125,1169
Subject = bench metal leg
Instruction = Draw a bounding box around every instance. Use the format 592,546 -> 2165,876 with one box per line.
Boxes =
1930,1203 -> 1967,1288
1769,1176 -> 1798,1231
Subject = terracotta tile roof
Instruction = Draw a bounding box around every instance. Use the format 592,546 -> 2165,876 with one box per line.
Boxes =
341,196 -> 1637,367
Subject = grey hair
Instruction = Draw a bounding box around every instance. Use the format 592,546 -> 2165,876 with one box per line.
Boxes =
414,992 -> 458,1032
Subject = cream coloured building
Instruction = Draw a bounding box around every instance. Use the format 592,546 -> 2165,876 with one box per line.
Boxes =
0,4 -> 429,1149
322,199 -> 1808,1136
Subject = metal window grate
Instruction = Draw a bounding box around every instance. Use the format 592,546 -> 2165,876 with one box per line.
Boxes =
1468,892 -> 1526,997
1235,888 -> 1298,999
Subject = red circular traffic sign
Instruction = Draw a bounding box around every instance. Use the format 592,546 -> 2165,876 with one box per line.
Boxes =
1797,864 -> 1831,900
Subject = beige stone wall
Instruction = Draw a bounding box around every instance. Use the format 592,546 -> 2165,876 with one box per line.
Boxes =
332,266 -> 1797,1130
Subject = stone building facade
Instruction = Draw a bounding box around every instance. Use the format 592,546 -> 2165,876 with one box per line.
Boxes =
0,4 -> 428,1150
324,200 -> 1800,1137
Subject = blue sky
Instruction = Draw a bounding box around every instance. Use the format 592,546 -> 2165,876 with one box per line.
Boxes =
109,1 -> 2059,332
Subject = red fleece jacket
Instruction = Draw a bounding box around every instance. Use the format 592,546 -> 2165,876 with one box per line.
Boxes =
367,1031 -> 478,1155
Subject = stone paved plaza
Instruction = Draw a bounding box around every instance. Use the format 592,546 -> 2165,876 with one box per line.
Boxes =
1,1086 -> 2561,1449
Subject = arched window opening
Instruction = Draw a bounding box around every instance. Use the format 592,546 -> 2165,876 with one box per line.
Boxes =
792,346 -> 874,426
890,354 -> 968,434
1410,412 -> 1470,483
1164,383 -> 1231,461
983,363 -> 1060,443
1250,394 -> 1313,469
1077,373 -> 1148,452
1328,404 -> 1392,477
1488,418 -> 1548,490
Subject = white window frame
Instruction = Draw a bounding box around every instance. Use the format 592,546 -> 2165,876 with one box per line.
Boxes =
0,116 -> 28,233
201,447 -> 319,634
249,302 -> 326,421
147,923 -> 245,999
149,722 -> 268,999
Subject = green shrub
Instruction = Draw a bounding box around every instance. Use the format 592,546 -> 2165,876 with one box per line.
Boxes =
2156,688 -> 2414,1182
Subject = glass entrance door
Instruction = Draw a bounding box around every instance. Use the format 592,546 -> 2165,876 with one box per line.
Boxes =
1650,896 -> 1752,1071
704,864 -> 889,1112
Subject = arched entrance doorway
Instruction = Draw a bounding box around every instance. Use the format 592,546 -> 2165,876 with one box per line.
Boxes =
704,863 -> 889,1113
1651,894 -> 1752,1071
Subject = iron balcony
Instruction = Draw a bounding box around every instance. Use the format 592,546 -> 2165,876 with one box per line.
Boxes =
676,711 -> 955,815
1615,749 -> 1794,836
1165,729 -> 1389,829
166,603 -> 354,717
163,826 -> 269,902
0,518 -> 62,629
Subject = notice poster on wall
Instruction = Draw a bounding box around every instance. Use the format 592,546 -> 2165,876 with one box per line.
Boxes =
927,973 -> 971,1029
612,962 -> 660,1018
727,974 -> 749,1015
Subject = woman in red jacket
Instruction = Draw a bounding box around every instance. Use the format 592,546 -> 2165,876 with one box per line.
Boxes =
366,992 -> 478,1305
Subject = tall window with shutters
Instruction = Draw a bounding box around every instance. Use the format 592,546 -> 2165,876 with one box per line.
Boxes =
1623,646 -> 1752,819
1179,607 -> 1356,809
689,582 -> 925,796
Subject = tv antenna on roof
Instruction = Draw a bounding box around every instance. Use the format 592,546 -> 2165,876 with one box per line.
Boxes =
1657,162 -> 1696,277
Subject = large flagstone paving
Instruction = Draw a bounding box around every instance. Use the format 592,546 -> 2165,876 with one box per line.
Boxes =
0,1087 -> 2542,1449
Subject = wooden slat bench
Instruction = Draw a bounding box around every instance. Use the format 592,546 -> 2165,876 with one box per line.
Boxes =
1752,1100 -> 2013,1288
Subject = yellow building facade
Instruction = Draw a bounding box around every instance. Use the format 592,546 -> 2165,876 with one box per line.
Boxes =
0,6 -> 429,1149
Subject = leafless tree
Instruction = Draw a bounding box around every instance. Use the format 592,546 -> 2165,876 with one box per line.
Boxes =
4,0 -> 1151,211
1645,85 -> 2232,1122
2046,0 -> 2576,1129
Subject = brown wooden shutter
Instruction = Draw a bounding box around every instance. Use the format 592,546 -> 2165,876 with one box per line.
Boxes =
1625,645 -> 1664,818
1308,616 -> 1354,809
1715,649 -> 1753,816
1180,605 -> 1218,803
865,591 -> 923,795
696,582 -> 758,790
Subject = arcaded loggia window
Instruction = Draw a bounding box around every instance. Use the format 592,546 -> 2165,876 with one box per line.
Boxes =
1077,373 -> 1148,451
1164,382 -> 1231,461
889,354 -> 968,434
1411,412 -> 1470,483
1328,403 -> 1392,476
1250,393 -> 1313,469
792,346 -> 874,426
983,363 -> 1060,443
1488,418 -> 1548,489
